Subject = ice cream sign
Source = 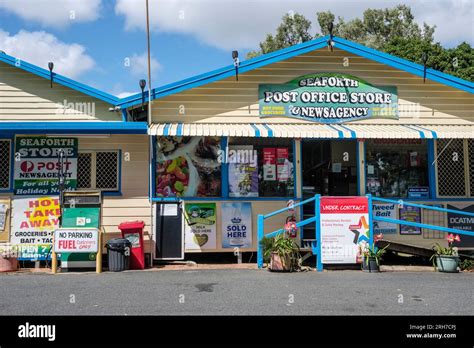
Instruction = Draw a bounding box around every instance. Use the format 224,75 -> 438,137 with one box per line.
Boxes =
259,73 -> 398,123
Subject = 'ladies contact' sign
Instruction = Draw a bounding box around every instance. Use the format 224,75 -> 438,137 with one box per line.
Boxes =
259,73 -> 398,123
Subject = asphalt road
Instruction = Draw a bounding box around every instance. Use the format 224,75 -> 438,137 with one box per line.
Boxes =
0,269 -> 472,315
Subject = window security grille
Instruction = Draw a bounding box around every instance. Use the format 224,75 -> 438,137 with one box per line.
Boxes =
0,140 -> 10,190
436,139 -> 466,197
77,151 -> 119,191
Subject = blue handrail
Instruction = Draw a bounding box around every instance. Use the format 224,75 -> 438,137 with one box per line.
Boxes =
257,193 -> 473,272
373,197 -> 474,217
257,195 -> 320,269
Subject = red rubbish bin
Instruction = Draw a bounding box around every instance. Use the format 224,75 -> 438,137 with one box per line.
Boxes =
118,221 -> 145,270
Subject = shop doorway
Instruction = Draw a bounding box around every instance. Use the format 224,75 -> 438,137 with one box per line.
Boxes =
301,140 -> 358,240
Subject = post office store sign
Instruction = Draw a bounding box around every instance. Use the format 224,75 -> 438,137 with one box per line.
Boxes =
259,73 -> 398,123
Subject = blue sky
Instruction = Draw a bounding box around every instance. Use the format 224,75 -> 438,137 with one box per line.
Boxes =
0,0 -> 472,98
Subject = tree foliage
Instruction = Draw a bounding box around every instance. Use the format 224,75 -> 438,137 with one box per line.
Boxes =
247,5 -> 473,81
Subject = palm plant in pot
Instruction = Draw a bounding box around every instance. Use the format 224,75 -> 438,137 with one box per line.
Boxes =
430,234 -> 460,273
261,233 -> 301,272
0,244 -> 19,272
359,234 -> 389,273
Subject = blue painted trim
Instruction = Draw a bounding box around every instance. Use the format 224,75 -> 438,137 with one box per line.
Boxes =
0,122 -> 148,134
333,37 -> 474,94
315,194 -> 323,272
257,214 -> 264,268
0,52 -> 119,105
176,123 -> 184,136
121,109 -> 127,122
103,191 -> 123,197
403,125 -> 425,138
292,139 -> 297,199
356,141 -> 360,196
413,125 -> 438,139
361,141 -> 366,195
119,35 -> 472,109
221,137 -> 229,198
370,197 -> 473,202
327,125 -> 344,138
118,37 -> 330,108
427,139 -> 437,199
152,197 -> 299,202
262,124 -> 274,137
337,124 -> 356,138
151,136 -> 156,199
162,123 -> 171,136
367,194 -> 374,246
250,124 -> 261,137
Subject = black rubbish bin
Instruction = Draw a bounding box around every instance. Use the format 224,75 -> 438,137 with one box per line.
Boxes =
106,238 -> 132,272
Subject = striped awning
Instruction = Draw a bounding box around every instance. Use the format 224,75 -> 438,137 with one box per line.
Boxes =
148,123 -> 474,139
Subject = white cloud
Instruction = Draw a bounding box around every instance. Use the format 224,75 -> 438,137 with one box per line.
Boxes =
115,0 -> 473,51
0,30 -> 95,78
0,0 -> 101,27
128,51 -> 162,78
116,91 -> 135,98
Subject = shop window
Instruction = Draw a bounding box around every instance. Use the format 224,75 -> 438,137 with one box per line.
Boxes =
436,139 -> 466,197
0,140 -> 11,190
77,151 -> 120,191
155,137 -> 221,198
227,137 -> 294,198
365,139 -> 428,198
469,140 -> 474,197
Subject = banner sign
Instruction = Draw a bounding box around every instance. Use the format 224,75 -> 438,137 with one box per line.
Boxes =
228,145 -> 258,197
184,203 -> 217,250
54,228 -> 99,253
372,203 -> 397,234
320,196 -> 369,264
399,205 -> 422,235
11,196 -> 60,260
14,137 -> 78,195
447,204 -> 474,247
263,148 -> 276,181
259,73 -> 398,123
221,202 -> 252,248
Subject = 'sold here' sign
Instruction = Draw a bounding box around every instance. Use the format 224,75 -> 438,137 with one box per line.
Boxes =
54,228 -> 99,253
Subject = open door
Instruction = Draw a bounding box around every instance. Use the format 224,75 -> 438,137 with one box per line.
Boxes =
154,202 -> 184,260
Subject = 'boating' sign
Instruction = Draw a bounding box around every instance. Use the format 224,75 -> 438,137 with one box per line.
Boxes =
259,73 -> 398,123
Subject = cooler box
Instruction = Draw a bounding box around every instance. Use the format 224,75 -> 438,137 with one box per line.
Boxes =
60,207 -> 100,270
118,221 -> 145,270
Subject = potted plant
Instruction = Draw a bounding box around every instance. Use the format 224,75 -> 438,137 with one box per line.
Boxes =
261,233 -> 301,272
0,244 -> 19,272
431,234 -> 460,273
359,234 -> 389,273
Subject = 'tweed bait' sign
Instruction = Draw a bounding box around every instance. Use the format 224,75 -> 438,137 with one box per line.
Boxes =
14,137 -> 78,195
259,73 -> 398,123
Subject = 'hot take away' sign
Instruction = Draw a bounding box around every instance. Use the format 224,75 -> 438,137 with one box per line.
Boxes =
259,73 -> 398,123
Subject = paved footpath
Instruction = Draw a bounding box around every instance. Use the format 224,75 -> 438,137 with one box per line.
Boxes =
0,269 -> 472,315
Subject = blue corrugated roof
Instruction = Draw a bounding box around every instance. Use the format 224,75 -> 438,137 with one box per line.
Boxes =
0,51 -> 119,105
118,35 -> 474,109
